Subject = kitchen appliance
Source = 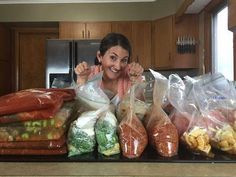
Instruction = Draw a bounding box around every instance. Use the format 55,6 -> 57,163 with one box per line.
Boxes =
46,39 -> 101,88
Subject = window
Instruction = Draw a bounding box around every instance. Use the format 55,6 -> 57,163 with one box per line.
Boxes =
212,5 -> 234,81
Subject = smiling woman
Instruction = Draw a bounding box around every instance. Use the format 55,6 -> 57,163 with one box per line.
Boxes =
75,32 -> 144,106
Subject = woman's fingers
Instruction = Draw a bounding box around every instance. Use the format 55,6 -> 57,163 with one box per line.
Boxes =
75,61 -> 91,77
129,62 -> 144,77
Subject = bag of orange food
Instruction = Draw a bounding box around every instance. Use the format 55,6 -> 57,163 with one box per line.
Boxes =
144,69 -> 178,157
118,83 -> 148,158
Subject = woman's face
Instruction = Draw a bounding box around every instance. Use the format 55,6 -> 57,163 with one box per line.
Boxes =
97,45 -> 129,80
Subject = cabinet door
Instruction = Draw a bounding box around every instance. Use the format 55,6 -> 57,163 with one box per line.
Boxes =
152,16 -> 173,69
111,21 -> 132,44
86,22 -> 111,39
59,22 -> 85,39
15,29 -> 58,90
131,21 -> 152,70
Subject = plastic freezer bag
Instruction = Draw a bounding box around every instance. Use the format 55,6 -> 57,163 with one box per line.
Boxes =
0,88 -> 75,122
67,106 -> 108,157
144,70 -> 179,157
0,101 -> 77,142
95,110 -> 120,156
118,84 -> 148,159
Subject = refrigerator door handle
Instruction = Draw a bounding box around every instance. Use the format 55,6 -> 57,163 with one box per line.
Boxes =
72,41 -> 78,83
69,41 -> 74,83
74,41 -> 78,68
69,41 -> 73,70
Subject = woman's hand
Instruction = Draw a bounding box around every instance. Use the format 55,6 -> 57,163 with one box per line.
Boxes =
74,61 -> 91,85
128,62 -> 144,82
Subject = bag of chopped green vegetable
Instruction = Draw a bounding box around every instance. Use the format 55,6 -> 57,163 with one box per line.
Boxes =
95,108 -> 120,156
67,105 -> 109,157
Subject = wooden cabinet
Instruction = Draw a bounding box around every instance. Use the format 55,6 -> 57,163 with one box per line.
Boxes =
228,0 -> 236,32
152,15 -> 199,69
14,28 -> 58,90
111,21 -> 152,70
111,21 -> 132,44
152,16 -> 174,69
131,21 -> 152,70
59,22 -> 111,39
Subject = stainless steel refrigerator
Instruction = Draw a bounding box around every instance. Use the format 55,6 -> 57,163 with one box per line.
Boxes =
46,39 -> 100,88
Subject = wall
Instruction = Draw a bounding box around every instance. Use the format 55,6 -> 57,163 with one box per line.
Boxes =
0,0 -> 182,22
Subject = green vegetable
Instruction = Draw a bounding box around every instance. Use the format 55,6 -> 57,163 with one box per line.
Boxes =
95,120 -> 120,156
67,122 -> 96,157
21,133 -> 29,139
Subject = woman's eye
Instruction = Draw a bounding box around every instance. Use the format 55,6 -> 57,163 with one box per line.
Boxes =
110,56 -> 117,61
121,59 -> 128,64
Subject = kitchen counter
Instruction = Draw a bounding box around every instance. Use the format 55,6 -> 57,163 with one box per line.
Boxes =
0,162 -> 236,177
0,145 -> 236,177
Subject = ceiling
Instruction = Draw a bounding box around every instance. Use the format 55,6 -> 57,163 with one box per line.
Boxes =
0,0 -> 211,14
186,0 -> 211,13
0,0 -> 156,3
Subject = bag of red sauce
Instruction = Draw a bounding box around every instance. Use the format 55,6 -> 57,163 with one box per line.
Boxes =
0,88 -> 75,123
118,84 -> 148,158
144,70 -> 178,157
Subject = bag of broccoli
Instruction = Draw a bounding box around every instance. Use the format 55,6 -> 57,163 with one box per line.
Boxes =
95,110 -> 120,156
67,106 -> 108,157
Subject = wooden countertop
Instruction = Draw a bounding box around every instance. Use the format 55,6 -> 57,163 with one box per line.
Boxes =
0,162 -> 236,176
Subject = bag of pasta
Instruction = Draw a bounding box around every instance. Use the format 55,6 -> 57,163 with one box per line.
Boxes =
144,70 -> 178,157
118,84 -> 148,158
95,108 -> 120,156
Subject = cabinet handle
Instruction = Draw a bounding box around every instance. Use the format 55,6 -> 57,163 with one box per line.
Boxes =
82,30 -> 85,38
168,52 -> 171,61
88,30 -> 90,38
136,56 -> 139,63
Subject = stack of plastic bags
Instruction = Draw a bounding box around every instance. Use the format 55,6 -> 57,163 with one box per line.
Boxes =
168,73 -> 236,157
0,88 -> 77,155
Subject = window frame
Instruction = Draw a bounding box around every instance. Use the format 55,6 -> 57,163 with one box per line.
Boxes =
203,0 -> 235,80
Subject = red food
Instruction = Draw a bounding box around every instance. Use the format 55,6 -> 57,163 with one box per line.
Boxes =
0,145 -> 67,155
0,88 -> 75,123
0,136 -> 66,149
144,107 -> 179,157
170,111 -> 190,136
0,88 -> 75,116
118,115 -> 148,158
